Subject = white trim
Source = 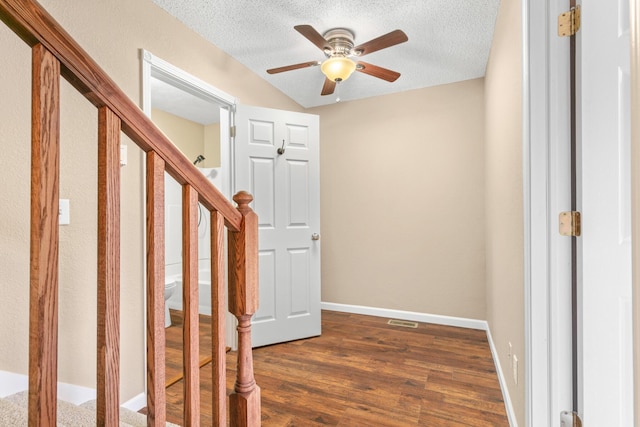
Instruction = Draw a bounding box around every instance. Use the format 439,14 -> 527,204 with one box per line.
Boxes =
140,48 -> 236,203
523,0 -> 553,424
525,0 -> 574,425
121,392 -> 147,411
56,382 -> 96,406
631,0 -> 640,422
1,370 -> 145,410
141,49 -> 237,108
486,328 -> 519,427
0,371 -> 95,405
521,0 -> 532,424
321,302 -> 487,331
0,371 -> 28,398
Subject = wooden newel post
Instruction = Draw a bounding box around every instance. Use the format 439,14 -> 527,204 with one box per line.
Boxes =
228,191 -> 261,426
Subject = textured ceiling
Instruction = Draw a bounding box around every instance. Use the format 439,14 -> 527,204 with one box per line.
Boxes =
151,0 -> 500,108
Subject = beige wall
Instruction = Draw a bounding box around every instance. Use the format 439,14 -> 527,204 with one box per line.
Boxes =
151,109 -> 221,168
0,0 -> 301,402
204,123 -> 221,168
484,0 -> 524,424
0,20 -> 32,388
151,108 -> 206,165
309,79 -> 486,319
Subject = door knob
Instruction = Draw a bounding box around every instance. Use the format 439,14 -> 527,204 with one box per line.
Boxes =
311,233 -> 320,241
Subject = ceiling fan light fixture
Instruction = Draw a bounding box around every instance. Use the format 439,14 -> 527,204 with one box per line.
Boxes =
268,26 -> 407,96
321,56 -> 356,82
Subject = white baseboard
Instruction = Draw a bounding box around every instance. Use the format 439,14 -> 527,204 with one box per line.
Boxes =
321,301 -> 488,330
0,370 -> 145,411
56,382 -> 96,405
0,371 -> 28,398
0,371 -> 95,404
122,392 -> 146,411
485,328 -> 518,427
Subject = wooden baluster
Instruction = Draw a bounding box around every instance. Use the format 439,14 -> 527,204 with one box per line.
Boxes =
146,151 -> 167,426
182,184 -> 200,425
228,191 -> 261,427
29,43 -> 60,427
211,210 -> 227,426
97,106 -> 121,426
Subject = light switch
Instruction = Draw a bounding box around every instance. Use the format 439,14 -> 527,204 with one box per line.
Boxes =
120,144 -> 127,166
59,199 -> 70,225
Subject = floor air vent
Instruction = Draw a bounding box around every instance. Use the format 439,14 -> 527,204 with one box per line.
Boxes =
387,319 -> 418,328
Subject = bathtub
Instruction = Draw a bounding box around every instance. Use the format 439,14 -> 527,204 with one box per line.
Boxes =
167,269 -> 213,315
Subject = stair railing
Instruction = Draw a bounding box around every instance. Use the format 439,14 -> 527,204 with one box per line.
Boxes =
0,0 -> 260,425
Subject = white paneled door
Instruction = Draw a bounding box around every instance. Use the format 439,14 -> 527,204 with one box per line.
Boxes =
579,0 -> 634,424
234,105 -> 321,347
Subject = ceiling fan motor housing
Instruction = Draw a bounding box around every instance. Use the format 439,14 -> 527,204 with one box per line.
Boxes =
322,28 -> 356,57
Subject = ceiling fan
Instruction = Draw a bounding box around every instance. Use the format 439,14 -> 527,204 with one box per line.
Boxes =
267,25 -> 408,96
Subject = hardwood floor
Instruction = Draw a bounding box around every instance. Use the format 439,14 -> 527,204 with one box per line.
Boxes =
162,310 -> 509,426
165,310 -> 214,388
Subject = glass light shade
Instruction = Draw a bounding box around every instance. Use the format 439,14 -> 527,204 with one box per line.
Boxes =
321,57 -> 357,82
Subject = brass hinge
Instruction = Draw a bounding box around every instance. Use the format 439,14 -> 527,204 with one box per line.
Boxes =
560,410 -> 583,427
558,5 -> 581,37
230,125 -> 236,138
559,211 -> 581,236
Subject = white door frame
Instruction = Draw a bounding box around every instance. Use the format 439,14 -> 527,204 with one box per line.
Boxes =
139,49 -> 239,389
523,0 -> 574,425
526,1 -> 640,425
630,0 -> 640,421
141,49 -> 237,202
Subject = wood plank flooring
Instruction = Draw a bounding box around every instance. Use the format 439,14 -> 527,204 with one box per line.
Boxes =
162,310 -> 509,426
165,311 -> 214,388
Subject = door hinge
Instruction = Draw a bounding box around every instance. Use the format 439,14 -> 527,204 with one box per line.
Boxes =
559,211 -> 581,236
230,125 -> 236,138
558,5 -> 581,37
560,411 -> 583,427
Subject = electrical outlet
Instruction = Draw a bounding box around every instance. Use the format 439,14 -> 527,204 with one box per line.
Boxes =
512,355 -> 518,385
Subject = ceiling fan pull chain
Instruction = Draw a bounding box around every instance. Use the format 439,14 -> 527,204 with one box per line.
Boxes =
277,139 -> 286,155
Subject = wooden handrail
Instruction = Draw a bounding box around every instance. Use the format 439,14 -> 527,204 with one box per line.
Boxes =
0,0 -> 242,230
1,0 -> 262,426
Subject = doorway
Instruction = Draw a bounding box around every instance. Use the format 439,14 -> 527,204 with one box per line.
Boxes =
140,49 -> 238,351
141,49 -> 235,199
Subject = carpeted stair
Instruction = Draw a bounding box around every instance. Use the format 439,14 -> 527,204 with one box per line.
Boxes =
0,397 -> 30,426
0,391 -> 179,426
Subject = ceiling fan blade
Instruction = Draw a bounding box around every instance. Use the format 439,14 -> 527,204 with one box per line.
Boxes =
321,78 -> 336,96
295,25 -> 331,51
352,29 -> 408,56
356,61 -> 401,82
267,61 -> 320,74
